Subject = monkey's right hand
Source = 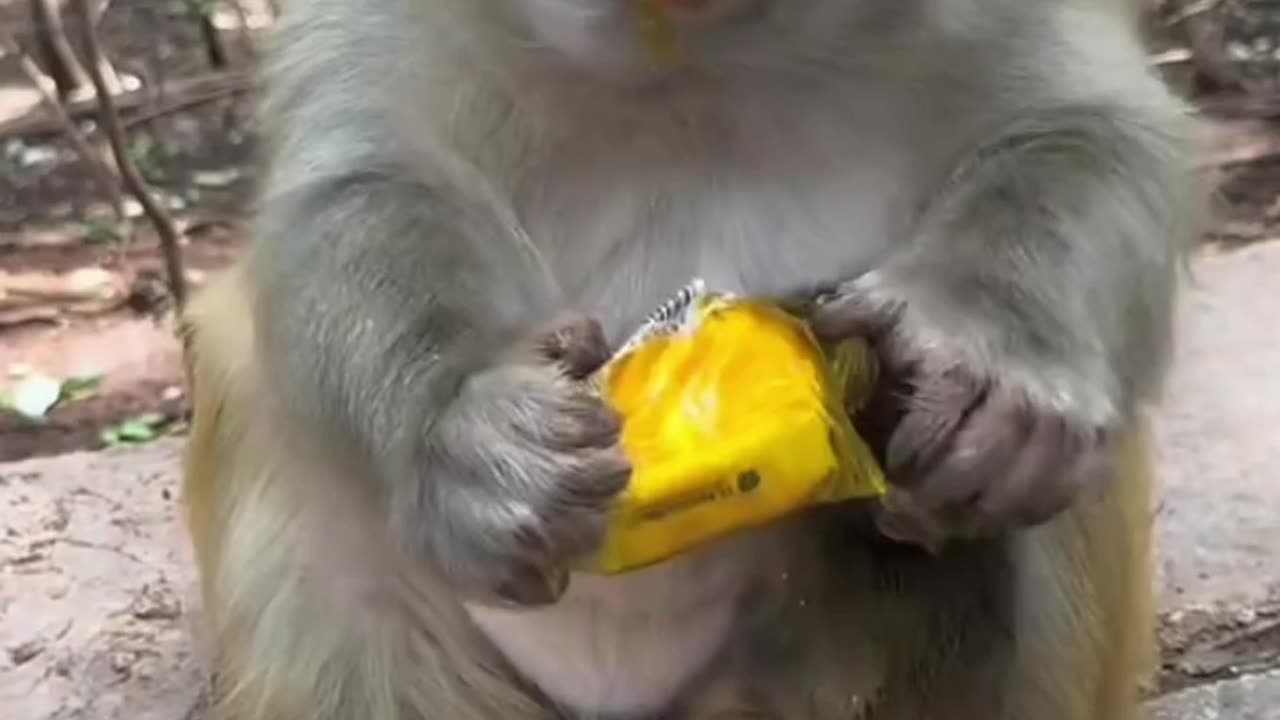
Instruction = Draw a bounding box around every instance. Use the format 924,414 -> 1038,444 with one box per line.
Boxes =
420,314 -> 631,607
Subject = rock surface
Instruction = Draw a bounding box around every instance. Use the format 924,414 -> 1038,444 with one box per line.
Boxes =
1153,242 -> 1280,694
1148,669 -> 1280,720
2,243 -> 1279,718
1155,242 -> 1280,613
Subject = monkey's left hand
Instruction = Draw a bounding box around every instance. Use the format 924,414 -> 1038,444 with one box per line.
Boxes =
806,279 -> 1118,548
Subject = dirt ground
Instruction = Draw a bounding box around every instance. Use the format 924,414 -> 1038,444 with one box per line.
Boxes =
1,1 -> 1280,718
0,441 -> 206,720
0,0 -> 256,462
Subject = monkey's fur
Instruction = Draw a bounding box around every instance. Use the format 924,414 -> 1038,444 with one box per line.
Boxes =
181,0 -> 1199,717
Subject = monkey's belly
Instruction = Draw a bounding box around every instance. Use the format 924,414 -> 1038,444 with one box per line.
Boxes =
464,533 -> 766,716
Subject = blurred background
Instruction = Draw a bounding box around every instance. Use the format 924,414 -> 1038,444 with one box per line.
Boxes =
0,1 -> 1277,718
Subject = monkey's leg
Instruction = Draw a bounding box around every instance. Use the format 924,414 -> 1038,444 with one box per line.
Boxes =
904,424 -> 1156,720
180,267 -> 548,720
736,423 -> 1154,720
1011,424 -> 1156,720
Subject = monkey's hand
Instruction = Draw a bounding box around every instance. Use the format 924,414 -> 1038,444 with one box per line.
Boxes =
417,314 -> 631,607
807,278 -> 1119,549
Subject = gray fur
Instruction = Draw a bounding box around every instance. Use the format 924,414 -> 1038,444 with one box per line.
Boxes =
209,0 -> 1200,716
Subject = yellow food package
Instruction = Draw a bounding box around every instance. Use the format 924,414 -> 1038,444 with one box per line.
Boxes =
579,279 -> 888,574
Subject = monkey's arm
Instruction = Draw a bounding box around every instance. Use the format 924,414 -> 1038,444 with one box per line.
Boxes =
249,166 -> 628,603
249,168 -> 544,461
243,0 -> 565,464
875,101 -> 1193,421
813,27 -> 1199,538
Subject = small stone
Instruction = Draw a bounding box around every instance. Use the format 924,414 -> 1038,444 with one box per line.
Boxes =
109,650 -> 136,676
7,640 -> 44,665
130,582 -> 181,621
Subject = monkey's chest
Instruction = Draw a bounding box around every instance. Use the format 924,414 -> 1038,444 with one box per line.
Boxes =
518,154 -> 908,344
464,529 -> 786,717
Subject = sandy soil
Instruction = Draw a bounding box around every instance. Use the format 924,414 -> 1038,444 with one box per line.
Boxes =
0,441 -> 207,720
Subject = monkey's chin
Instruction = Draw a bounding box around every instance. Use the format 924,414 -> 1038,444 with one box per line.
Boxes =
463,535 -> 761,716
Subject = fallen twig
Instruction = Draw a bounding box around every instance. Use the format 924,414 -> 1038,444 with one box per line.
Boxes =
0,267 -> 129,306
121,77 -> 251,129
72,0 -> 189,310
58,537 -> 150,566
0,267 -> 131,327
0,70 -> 251,139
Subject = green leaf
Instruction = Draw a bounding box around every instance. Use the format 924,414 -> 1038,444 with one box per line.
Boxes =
114,420 -> 159,442
100,412 -> 168,445
60,374 -> 104,404
131,412 -> 166,426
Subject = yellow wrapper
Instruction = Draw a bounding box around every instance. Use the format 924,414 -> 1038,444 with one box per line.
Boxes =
580,280 -> 887,574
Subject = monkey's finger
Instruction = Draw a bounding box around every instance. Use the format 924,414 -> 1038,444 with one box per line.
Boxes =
1025,430 -> 1116,523
549,504 -> 616,564
970,413 -> 1079,531
555,448 -> 631,507
884,369 -> 987,484
532,312 -> 612,378
493,557 -> 569,607
875,490 -> 948,555
537,393 -> 623,451
1024,425 -> 1116,527
1072,431 -> 1119,501
909,393 -> 1032,513
806,289 -> 899,344
438,487 -> 566,606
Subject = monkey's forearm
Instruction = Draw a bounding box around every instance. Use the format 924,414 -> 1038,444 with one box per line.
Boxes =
248,171 -> 554,468
869,103 -> 1196,425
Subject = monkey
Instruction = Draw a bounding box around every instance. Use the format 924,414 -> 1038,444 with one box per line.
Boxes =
180,0 -> 1202,717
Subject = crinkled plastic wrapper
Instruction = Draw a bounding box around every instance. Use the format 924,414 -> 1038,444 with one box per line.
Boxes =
579,279 -> 888,575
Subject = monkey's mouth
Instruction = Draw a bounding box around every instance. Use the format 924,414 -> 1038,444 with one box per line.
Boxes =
634,0 -> 766,65
643,0 -> 761,25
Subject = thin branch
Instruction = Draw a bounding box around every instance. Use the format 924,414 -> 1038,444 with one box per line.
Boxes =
71,0 -> 188,310
188,0 -> 230,68
122,76 -> 251,129
226,0 -> 258,60
28,0 -> 92,98
0,35 -> 123,217
0,69 -> 250,138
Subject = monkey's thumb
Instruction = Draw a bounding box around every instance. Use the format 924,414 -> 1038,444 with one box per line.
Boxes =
806,281 -> 900,344
875,490 -> 948,557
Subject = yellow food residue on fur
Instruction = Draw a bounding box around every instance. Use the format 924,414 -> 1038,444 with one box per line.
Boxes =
637,0 -> 679,65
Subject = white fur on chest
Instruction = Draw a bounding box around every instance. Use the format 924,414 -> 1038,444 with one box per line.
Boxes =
464,533 -> 768,716
515,97 -> 919,340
